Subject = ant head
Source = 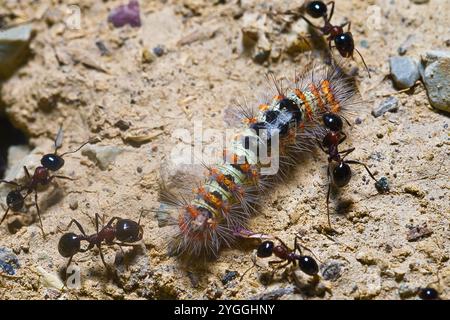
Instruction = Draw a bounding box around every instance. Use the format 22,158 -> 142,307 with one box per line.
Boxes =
334,32 -> 354,58
306,1 -> 327,18
257,241 -> 274,258
418,287 -> 439,300
322,113 -> 343,132
58,232 -> 81,257
332,162 -> 352,187
41,154 -> 65,172
6,190 -> 24,211
297,255 -> 319,276
115,219 -> 143,242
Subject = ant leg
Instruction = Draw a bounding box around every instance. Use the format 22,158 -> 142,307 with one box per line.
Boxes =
338,132 -> 347,145
339,147 -> 356,159
294,235 -> 323,263
0,207 -> 10,225
268,260 -> 291,270
23,166 -> 31,180
104,216 -> 122,228
0,180 -> 20,187
274,237 -> 290,251
294,235 -> 303,255
66,255 -> 74,270
98,245 -> 111,273
345,160 -> 378,181
49,175 -> 76,182
354,47 -> 372,78
34,191 -> 46,237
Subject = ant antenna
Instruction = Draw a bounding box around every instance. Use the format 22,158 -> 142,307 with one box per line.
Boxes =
54,126 -> 64,154
354,47 -> 371,78
59,140 -> 92,157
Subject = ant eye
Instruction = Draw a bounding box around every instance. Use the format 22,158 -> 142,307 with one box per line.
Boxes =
334,33 -> 354,58
306,1 -> 327,18
115,219 -> 142,242
332,163 -> 352,187
58,233 -> 81,257
257,241 -> 274,258
419,288 -> 439,300
6,191 -> 24,211
322,113 -> 343,131
41,154 -> 65,171
298,255 -> 319,275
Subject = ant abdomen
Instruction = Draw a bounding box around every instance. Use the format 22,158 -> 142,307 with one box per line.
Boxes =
6,191 -> 24,211
115,219 -> 143,242
58,233 -> 81,258
41,154 -> 65,172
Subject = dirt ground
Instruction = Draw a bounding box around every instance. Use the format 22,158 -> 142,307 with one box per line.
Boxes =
0,0 -> 449,300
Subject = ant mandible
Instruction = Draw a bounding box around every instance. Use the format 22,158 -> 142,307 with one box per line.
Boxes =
0,127 -> 90,235
319,113 -> 380,228
301,1 -> 371,78
58,212 -> 144,271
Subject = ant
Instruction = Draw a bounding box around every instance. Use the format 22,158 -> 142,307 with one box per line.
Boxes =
418,287 -> 440,300
58,212 -> 144,271
318,112 -> 383,228
299,1 -> 371,77
241,233 -> 320,280
0,127 -> 90,234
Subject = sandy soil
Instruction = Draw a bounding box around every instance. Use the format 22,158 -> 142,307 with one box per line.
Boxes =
0,0 -> 449,300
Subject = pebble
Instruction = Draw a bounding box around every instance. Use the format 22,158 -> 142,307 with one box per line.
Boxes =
389,56 -> 420,89
398,35 -> 416,55
153,45 -> 165,57
81,145 -> 124,170
0,247 -> 20,275
398,283 -> 418,299
420,50 -> 450,113
0,24 -> 33,79
372,96 -> 399,117
375,177 -> 390,193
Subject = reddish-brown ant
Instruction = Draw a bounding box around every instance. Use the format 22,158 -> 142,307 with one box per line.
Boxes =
300,1 -> 371,77
318,113 -> 386,228
58,212 -> 144,271
0,127 -> 90,235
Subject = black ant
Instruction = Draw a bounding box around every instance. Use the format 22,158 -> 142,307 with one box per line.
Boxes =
318,113 -> 383,228
58,212 -> 144,271
0,127 -> 90,234
241,234 -> 320,280
300,1 -> 371,77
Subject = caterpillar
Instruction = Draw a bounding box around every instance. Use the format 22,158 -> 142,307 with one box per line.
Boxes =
158,61 -> 359,260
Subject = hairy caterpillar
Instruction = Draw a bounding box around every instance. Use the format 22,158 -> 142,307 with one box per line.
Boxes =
158,62 -> 359,259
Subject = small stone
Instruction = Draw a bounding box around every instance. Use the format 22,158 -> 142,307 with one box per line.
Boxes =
421,50 -> 450,113
356,250 -> 377,265
108,0 -> 141,28
81,145 -> 124,170
321,261 -> 343,281
406,223 -> 433,242
398,35 -> 416,55
389,56 -> 420,89
0,247 -> 20,275
372,96 -> 399,117
153,45 -> 165,57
